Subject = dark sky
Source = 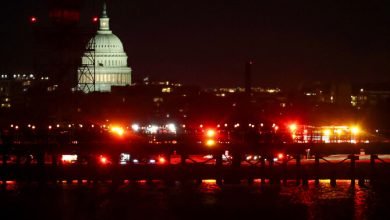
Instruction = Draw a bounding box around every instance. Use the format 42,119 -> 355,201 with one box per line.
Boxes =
2,0 -> 390,88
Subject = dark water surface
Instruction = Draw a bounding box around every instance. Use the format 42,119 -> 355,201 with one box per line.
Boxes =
0,180 -> 389,220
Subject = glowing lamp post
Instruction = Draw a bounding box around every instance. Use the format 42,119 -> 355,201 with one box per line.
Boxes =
350,126 -> 360,143
289,123 -> 298,142
322,129 -> 331,143
205,129 -> 217,147
289,124 -> 297,132
110,126 -> 125,137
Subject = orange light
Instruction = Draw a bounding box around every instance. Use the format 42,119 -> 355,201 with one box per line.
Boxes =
159,157 -> 166,164
110,126 -> 125,136
351,126 -> 360,135
206,129 -> 216,138
289,124 -> 297,132
323,129 -> 331,136
202,179 -> 217,184
278,153 -> 284,160
206,139 -> 216,147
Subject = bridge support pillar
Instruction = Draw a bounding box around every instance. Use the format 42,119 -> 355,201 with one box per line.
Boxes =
269,156 -> 276,185
282,158 -> 287,186
2,152 -> 8,165
1,152 -> 8,184
302,174 -> 308,186
216,153 -> 223,186
180,154 -> 187,166
166,153 -> 171,165
349,154 -> 356,186
260,158 -> 266,185
358,178 -> 365,187
314,154 -> 320,186
15,153 -> 21,165
330,178 -> 336,187
296,154 -> 301,186
370,154 -> 377,184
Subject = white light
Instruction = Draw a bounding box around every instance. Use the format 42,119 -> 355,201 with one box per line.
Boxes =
120,153 -> 130,164
131,124 -> 140,132
203,155 -> 213,159
147,125 -> 159,134
149,159 -> 156,164
166,123 -> 176,133
62,155 -> 78,163
133,159 -> 139,164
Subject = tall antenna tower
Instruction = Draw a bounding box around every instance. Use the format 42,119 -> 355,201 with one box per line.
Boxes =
77,36 -> 96,92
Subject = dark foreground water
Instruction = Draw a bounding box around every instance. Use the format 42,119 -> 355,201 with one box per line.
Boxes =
0,180 -> 389,220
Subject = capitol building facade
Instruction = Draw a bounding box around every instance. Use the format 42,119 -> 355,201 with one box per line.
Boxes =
77,3 -> 131,93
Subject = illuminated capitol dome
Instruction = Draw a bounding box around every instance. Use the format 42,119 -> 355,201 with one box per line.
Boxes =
77,2 -> 131,92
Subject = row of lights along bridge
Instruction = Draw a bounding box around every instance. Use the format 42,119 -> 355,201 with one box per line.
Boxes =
4,122 -> 368,144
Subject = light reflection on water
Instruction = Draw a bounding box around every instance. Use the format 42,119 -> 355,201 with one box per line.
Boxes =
0,179 -> 388,220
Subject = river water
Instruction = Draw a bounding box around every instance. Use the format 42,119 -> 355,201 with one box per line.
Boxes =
0,180 -> 388,220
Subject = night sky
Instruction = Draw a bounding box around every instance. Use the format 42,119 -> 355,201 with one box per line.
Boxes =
2,0 -> 390,88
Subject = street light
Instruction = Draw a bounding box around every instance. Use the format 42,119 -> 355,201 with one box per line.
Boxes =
351,126 -> 360,135
350,126 -> 360,143
205,128 -> 217,147
289,124 -> 297,132
110,126 -> 125,137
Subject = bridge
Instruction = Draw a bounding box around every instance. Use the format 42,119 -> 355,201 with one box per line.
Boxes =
0,141 -> 389,187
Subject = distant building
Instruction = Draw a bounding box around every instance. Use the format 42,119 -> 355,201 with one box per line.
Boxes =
0,74 -> 49,109
77,2 -> 131,93
331,82 -> 352,107
351,84 -> 390,108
